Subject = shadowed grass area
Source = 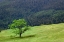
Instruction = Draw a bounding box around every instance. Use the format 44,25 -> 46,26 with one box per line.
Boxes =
0,35 -> 35,42
0,23 -> 64,42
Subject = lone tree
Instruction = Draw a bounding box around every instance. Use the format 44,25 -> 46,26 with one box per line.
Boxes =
9,19 -> 29,37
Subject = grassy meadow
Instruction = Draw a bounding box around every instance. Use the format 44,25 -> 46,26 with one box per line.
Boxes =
0,23 -> 64,42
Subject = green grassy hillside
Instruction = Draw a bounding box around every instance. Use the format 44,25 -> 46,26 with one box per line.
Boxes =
0,23 -> 64,42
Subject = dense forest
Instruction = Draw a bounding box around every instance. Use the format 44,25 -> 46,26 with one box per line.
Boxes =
0,0 -> 64,29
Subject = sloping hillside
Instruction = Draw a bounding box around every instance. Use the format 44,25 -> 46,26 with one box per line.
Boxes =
0,23 -> 64,42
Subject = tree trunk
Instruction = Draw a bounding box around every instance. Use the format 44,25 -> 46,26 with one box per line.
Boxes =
19,28 -> 22,38
19,33 -> 21,38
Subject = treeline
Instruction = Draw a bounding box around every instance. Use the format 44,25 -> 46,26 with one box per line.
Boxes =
26,10 -> 64,26
0,0 -> 64,29
1,10 -> 64,29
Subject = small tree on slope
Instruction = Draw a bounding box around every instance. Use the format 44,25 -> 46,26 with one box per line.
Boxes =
9,19 -> 29,37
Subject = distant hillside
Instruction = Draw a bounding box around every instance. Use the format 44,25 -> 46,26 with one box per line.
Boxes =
0,0 -> 64,29
1,0 -> 64,10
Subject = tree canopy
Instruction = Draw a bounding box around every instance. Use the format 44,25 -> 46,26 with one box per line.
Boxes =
9,19 -> 29,37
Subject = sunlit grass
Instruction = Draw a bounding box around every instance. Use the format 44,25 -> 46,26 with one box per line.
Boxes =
0,23 -> 64,42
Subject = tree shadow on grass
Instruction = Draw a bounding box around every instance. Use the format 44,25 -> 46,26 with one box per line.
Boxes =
0,35 -> 36,42
11,34 -> 36,39
21,35 -> 36,38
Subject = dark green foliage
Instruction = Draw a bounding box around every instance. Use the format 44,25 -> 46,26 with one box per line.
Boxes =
27,10 -> 64,25
0,30 -> 1,32
0,0 -> 64,29
9,19 -> 29,37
